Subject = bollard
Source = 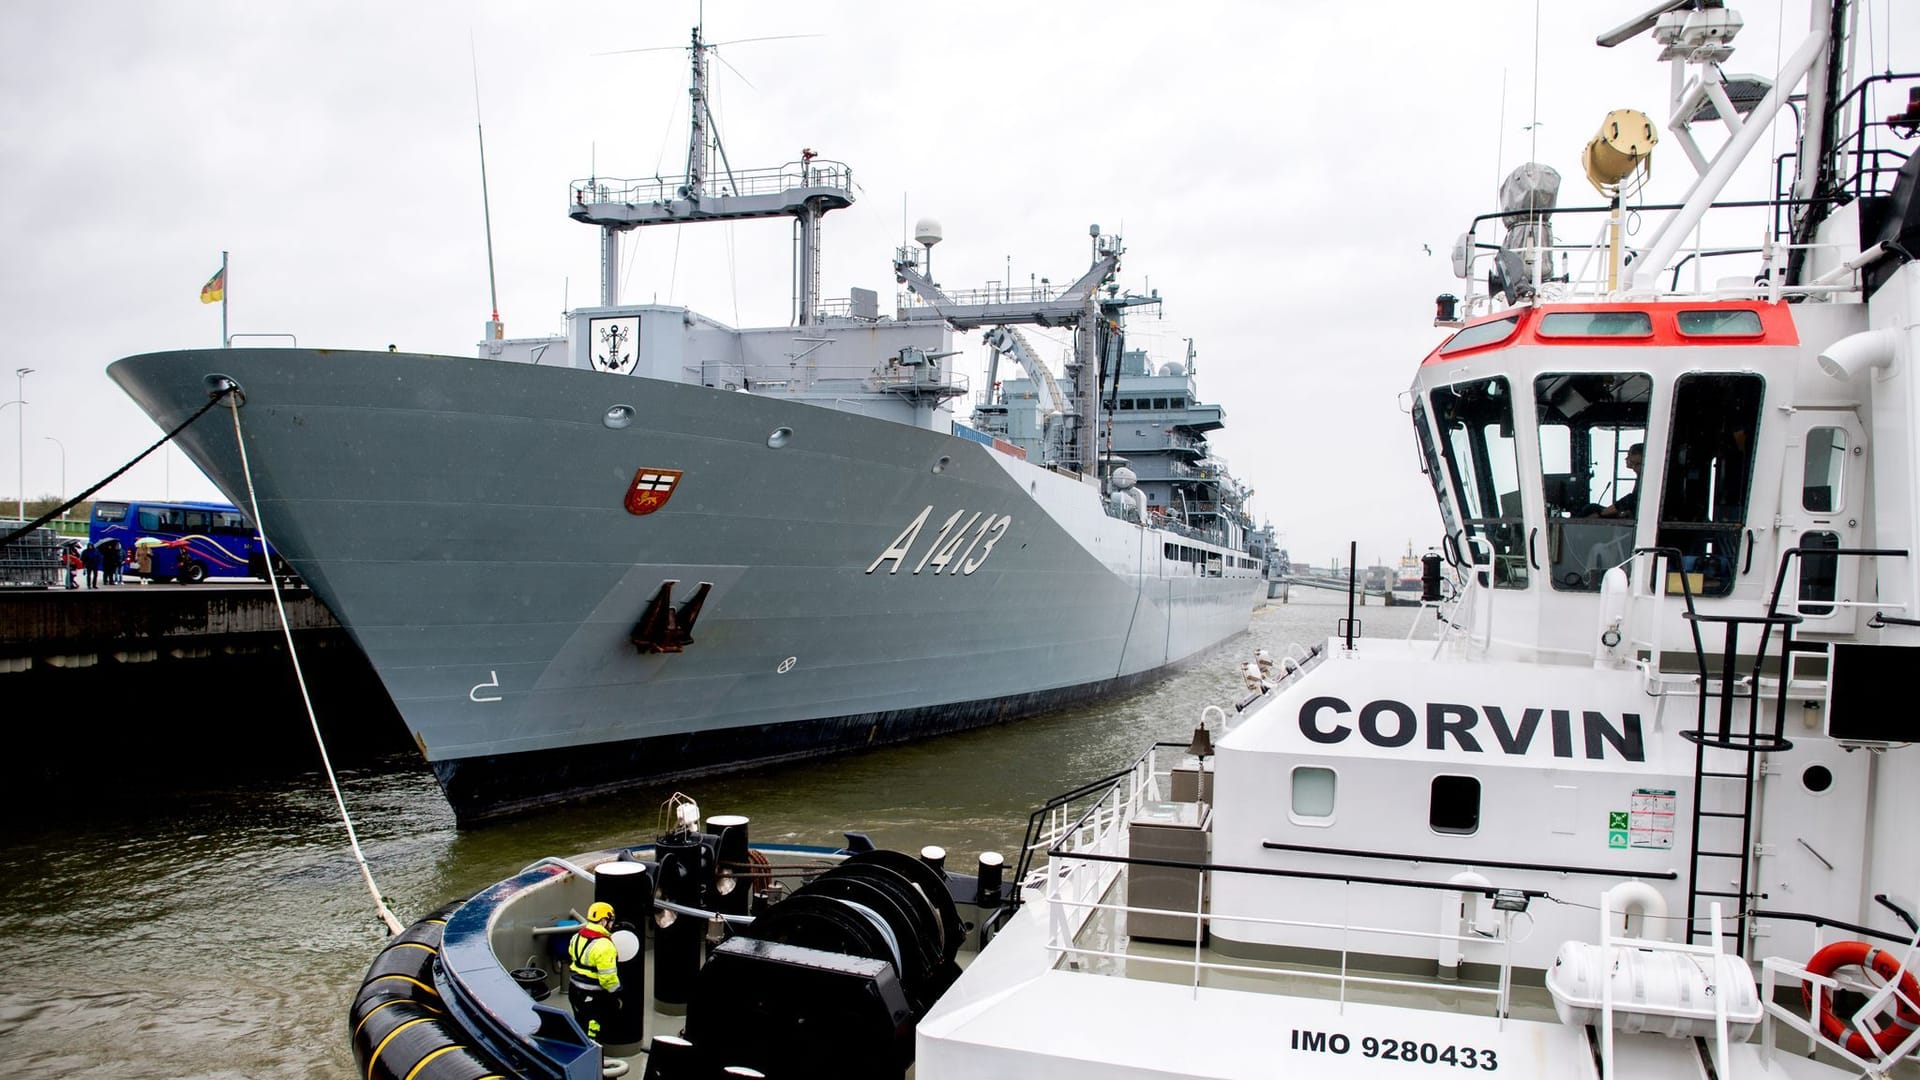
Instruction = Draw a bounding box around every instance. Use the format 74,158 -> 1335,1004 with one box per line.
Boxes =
708,815 -> 751,918
975,851 -> 1004,907
653,832 -> 714,1011
641,1034 -> 696,1080
593,860 -> 653,1048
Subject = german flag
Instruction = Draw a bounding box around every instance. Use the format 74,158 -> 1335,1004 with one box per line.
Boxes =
199,267 -> 225,304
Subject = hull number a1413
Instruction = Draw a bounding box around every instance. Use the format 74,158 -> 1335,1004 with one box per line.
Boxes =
1290,1029 -> 1499,1070
866,506 -> 1012,576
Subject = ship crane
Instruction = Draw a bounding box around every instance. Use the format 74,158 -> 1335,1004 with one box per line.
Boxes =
980,326 -> 1068,422
892,226 -> 1158,477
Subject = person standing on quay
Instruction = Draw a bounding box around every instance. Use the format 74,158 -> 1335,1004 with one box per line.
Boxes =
99,537 -> 122,585
566,902 -> 623,1041
80,543 -> 99,588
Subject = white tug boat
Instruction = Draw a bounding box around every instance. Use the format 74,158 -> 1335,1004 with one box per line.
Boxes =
917,2 -> 1920,1077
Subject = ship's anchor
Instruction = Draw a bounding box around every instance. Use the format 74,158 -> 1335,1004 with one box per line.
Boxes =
631,579 -> 712,653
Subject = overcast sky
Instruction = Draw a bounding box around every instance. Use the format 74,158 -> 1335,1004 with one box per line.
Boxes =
2,1 -> 1910,568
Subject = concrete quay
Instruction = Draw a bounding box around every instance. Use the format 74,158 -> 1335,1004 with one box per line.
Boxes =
0,581 -> 344,673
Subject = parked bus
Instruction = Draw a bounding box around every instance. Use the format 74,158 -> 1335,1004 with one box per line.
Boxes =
88,499 -> 285,584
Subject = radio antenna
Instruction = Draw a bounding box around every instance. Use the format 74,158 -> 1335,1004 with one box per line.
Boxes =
471,36 -> 503,338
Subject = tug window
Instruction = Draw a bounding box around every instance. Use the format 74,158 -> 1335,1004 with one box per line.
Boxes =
1533,373 -> 1652,591
1798,530 -> 1840,617
1429,775 -> 1481,835
1537,311 -> 1653,337
1438,315 -> 1520,355
1291,767 -> 1336,822
1676,309 -> 1763,336
1428,377 -> 1528,588
1411,398 -> 1464,543
1656,373 -> 1764,598
1802,427 -> 1847,513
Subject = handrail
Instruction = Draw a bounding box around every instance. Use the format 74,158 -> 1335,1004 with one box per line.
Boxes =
1042,885 -> 1512,1016
1258,840 -> 1678,881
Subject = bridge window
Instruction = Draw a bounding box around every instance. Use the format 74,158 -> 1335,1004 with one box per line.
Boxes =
1428,377 -> 1528,588
1655,373 -> 1765,598
1537,311 -> 1653,337
1290,766 -> 1336,824
1153,398 -> 1169,409
1430,775 -> 1481,835
1438,315 -> 1520,355
1170,397 -> 1185,408
1534,373 -> 1651,591
1120,398 -> 1135,410
1677,309 -> 1763,336
1802,426 -> 1847,512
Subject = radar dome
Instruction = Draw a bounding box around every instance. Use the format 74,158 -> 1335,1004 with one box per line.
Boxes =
1158,363 -> 1186,377
1110,466 -> 1138,490
914,218 -> 944,247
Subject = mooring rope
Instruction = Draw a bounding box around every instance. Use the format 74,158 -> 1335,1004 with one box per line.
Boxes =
0,387 -> 237,552
226,396 -> 406,935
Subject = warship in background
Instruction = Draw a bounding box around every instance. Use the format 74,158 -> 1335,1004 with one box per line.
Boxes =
107,26 -> 1269,822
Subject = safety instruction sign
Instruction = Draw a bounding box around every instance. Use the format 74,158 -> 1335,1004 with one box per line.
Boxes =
1628,788 -> 1676,850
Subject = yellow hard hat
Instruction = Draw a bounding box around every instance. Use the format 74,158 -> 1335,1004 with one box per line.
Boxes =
586,902 -> 615,924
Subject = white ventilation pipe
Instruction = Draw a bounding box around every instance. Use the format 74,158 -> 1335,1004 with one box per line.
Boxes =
1817,327 -> 1900,380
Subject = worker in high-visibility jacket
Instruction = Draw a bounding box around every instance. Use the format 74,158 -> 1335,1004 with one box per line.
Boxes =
567,901 -> 622,1040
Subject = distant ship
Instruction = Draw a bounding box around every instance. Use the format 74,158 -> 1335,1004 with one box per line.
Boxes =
108,27 -> 1267,822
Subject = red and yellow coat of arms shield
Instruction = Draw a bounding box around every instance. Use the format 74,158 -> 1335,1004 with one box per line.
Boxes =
625,468 -> 684,515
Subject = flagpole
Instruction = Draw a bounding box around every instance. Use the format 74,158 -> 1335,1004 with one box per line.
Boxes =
221,250 -> 229,348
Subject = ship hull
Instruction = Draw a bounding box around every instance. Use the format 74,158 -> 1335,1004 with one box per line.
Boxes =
109,349 -> 1261,820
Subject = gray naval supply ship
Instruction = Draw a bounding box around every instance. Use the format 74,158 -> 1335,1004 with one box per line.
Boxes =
108,28 -> 1267,822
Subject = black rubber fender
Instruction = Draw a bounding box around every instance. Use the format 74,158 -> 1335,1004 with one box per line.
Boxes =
350,900 -> 511,1080
353,997 -> 444,1070
362,1008 -> 506,1080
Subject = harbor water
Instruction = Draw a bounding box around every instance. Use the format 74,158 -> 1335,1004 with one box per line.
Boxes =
0,589 -> 1423,1077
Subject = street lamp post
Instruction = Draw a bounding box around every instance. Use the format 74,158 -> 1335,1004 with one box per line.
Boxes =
12,367 -> 30,522
43,436 -> 65,517
0,398 -> 22,523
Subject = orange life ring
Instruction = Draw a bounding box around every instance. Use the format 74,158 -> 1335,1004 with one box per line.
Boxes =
1802,940 -> 1920,1057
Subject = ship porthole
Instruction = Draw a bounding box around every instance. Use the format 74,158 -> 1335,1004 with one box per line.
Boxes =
1802,764 -> 1833,794
767,427 -> 793,449
604,404 -> 635,429
932,455 -> 951,474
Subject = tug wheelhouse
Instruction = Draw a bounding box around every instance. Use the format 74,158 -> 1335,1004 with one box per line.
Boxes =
1406,299 -> 1872,660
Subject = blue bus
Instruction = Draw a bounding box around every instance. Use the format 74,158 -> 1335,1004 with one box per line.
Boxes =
88,499 -> 282,584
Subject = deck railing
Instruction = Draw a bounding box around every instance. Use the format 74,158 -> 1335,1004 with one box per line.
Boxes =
1021,739 -> 1523,1022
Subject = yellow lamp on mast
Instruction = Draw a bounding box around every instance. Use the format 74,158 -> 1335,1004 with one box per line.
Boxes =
1583,109 -> 1659,292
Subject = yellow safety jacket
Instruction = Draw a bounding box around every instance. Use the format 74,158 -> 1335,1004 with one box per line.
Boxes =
568,926 -> 621,992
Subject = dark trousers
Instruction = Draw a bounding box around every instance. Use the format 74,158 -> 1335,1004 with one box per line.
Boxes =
568,978 -> 617,1041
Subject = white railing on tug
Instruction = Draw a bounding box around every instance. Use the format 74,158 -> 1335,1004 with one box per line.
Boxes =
1022,739 -> 1522,1023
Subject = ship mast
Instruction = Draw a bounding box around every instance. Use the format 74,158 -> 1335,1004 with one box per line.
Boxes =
571,26 -> 853,322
